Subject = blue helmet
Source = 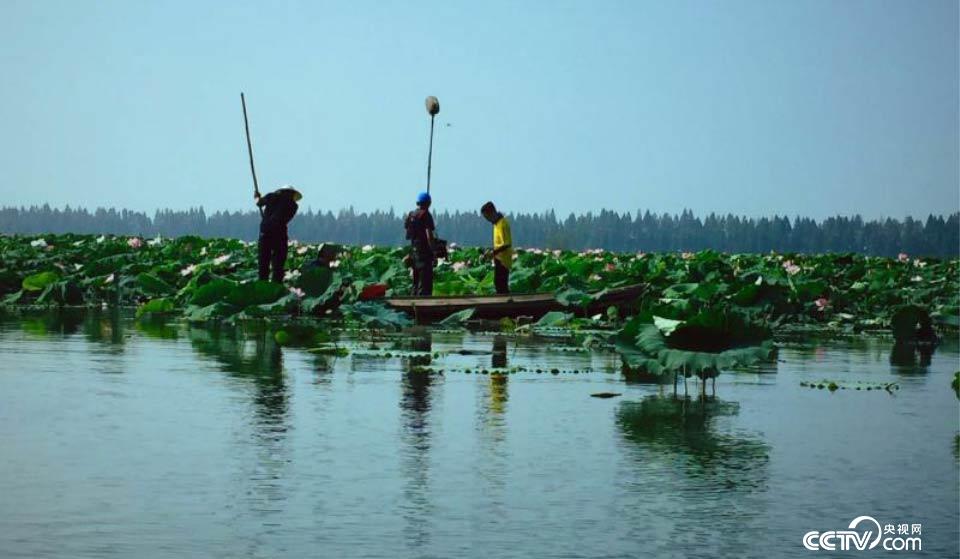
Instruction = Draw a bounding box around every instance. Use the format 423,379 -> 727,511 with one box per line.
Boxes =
417,192 -> 431,205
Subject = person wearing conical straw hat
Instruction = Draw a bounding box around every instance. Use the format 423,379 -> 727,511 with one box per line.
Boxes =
255,185 -> 301,283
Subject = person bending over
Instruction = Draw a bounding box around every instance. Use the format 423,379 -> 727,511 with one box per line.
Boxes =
255,185 -> 301,283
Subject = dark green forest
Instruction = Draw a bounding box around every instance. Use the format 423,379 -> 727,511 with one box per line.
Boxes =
1,205 -> 957,257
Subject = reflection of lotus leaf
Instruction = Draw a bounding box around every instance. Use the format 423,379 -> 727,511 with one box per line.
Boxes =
615,396 -> 769,489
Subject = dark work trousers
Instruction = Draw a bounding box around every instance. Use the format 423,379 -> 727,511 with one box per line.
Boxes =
258,232 -> 288,283
494,259 -> 510,294
411,251 -> 434,296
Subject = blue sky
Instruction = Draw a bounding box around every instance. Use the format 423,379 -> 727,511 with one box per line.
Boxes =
0,0 -> 956,219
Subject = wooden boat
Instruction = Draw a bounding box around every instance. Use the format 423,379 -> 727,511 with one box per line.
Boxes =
385,283 -> 645,323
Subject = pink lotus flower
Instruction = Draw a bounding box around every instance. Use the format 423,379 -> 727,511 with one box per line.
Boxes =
605,263 -> 616,272
127,237 -> 143,249
897,253 -> 909,263
452,261 -> 467,272
288,287 -> 306,298
681,252 -> 694,260
814,297 -> 829,311
782,260 -> 801,276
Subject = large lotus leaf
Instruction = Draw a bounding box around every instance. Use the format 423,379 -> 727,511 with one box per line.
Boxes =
634,323 -> 667,354
556,288 -> 592,308
297,266 -> 335,297
243,293 -> 300,317
1,290 -> 24,306
438,307 -> 476,326
653,315 -> 683,336
619,353 -> 666,376
508,267 -> 537,293
183,302 -> 239,322
663,283 -> 699,298
660,348 -> 718,374
189,278 -> 237,306
790,279 -> 828,300
933,306 -> 960,328
36,280 -> 84,306
535,311 -> 573,328
225,280 -> 287,307
136,297 -> 176,318
714,342 -> 777,369
137,273 -> 174,295
340,302 -> 412,329
22,271 -> 60,292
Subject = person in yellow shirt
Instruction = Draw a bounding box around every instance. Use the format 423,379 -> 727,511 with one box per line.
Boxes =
480,201 -> 513,294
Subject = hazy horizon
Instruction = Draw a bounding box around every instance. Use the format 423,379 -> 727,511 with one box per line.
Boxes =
1,1 -> 957,220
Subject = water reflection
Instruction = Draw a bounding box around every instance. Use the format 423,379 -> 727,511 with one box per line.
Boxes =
399,331 -> 438,552
489,336 -> 509,415
185,325 -> 292,535
889,341 -> 935,371
186,325 -> 289,432
616,396 -> 769,490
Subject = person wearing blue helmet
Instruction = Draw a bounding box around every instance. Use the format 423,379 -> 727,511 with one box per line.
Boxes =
404,191 -> 436,296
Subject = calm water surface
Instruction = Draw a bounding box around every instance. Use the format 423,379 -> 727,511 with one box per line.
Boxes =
0,311 -> 957,558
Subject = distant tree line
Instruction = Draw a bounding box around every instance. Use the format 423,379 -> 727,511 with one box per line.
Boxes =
1,204 -> 957,257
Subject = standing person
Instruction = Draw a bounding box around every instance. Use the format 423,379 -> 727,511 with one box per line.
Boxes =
480,201 -> 513,294
255,185 -> 301,283
405,192 -> 436,296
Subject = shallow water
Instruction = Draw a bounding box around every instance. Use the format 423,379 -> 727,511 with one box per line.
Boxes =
0,311 -> 957,558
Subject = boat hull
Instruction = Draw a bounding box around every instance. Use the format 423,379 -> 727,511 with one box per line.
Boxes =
385,283 -> 644,323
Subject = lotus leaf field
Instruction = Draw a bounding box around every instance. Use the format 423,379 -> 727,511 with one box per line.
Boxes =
1,233 -> 957,381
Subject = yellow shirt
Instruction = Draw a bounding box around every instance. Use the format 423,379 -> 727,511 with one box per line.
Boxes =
493,216 -> 513,269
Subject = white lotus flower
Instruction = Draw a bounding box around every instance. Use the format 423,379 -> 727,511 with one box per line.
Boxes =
30,239 -> 47,248
200,247 -> 208,256
147,235 -> 163,246
180,264 -> 197,276
104,274 -> 115,284
296,246 -> 309,255
96,235 -> 106,244
72,240 -> 85,247
361,244 -> 374,253
452,261 -> 467,272
329,260 -> 340,268
213,254 -> 231,265
284,269 -> 301,281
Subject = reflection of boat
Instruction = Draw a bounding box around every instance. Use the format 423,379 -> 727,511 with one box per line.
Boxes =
385,283 -> 645,323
